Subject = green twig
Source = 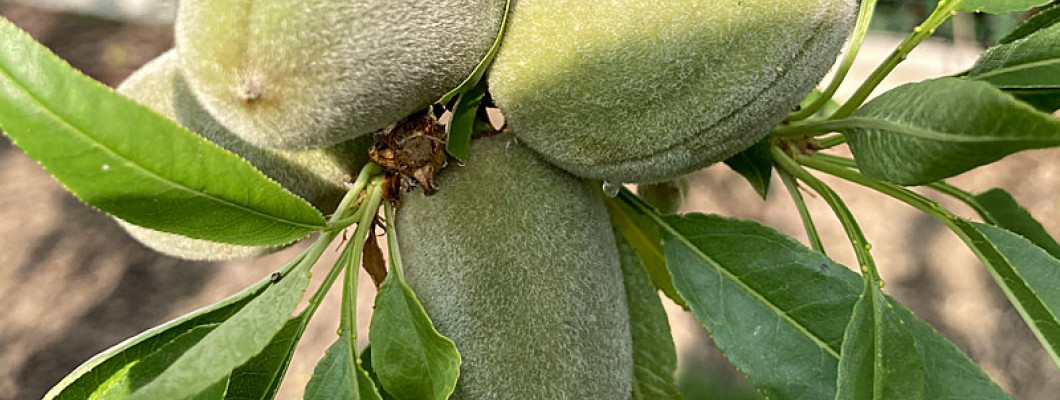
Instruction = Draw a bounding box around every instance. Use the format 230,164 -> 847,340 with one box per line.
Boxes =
926,182 -> 993,222
773,148 -> 881,283
811,153 -> 859,169
325,208 -> 366,231
797,154 -> 959,224
816,135 -> 848,150
831,0 -> 965,119
295,162 -> 386,318
779,169 -> 828,255
383,202 -> 406,280
788,0 -> 879,121
772,118 -> 859,138
801,153 -> 992,222
338,178 -> 385,390
341,178 -> 384,330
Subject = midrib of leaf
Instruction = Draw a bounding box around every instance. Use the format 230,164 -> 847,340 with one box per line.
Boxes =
656,217 -> 840,359
404,292 -> 447,397
973,58 -> 1060,84
438,0 -> 511,105
838,117 -> 1060,144
954,221 -> 1060,365
610,204 -> 665,269
872,290 -> 885,400
0,61 -> 322,231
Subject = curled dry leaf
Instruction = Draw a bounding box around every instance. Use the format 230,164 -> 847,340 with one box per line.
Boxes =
363,227 -> 388,288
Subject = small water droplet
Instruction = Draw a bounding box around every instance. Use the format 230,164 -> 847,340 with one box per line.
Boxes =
864,243 -> 873,251
101,164 -> 111,172
602,181 -> 621,198
860,265 -> 870,274
913,26 -> 924,33
878,280 -> 886,289
753,326 -> 762,336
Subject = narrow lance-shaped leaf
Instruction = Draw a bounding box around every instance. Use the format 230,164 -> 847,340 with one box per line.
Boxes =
56,285 -> 310,400
843,77 -> 1060,185
605,192 -> 686,308
835,283 -> 925,400
0,18 -> 326,246
951,221 -> 1060,368
437,0 -> 511,105
42,262 -> 293,400
662,213 -> 856,399
359,347 -> 397,400
124,264 -> 313,400
190,379 -> 231,400
445,81 -> 486,163
968,22 -> 1060,89
958,0 -> 1054,14
648,208 -> 1009,400
973,188 -> 1060,259
220,315 -> 310,400
305,337 -> 383,400
1009,89 -> 1060,113
998,3 -> 1060,45
89,325 -> 218,399
368,236 -> 460,400
616,232 -> 681,400
723,139 -> 773,199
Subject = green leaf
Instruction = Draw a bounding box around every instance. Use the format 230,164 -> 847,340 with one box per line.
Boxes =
190,379 -> 230,400
969,22 -> 1060,89
974,188 -> 1060,259
843,77 -> 1060,185
368,267 -> 460,400
835,284 -> 925,400
43,271 -> 281,400
437,0 -> 511,105
359,347 -> 397,400
951,221 -> 1060,367
958,0 -> 1054,14
221,315 -> 309,400
88,326 -> 217,399
656,213 -> 1009,400
1010,89 -> 1060,113
723,139 -> 773,199
124,264 -> 313,400
616,233 -> 681,400
998,3 -> 1060,44
605,191 -> 686,308
305,337 -> 383,400
445,81 -> 486,163
662,214 -> 856,399
0,17 -> 326,246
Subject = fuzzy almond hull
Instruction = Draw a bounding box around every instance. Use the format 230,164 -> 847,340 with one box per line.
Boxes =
397,134 -> 633,399
488,0 -> 856,183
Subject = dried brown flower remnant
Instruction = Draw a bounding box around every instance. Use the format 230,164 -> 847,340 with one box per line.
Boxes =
370,109 -> 448,198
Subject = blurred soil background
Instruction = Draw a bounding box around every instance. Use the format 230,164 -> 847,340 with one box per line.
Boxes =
0,1 -> 1058,399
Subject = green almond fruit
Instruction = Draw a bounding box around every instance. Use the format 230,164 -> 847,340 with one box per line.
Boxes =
488,0 -> 856,183
397,134 -> 633,399
175,0 -> 505,150
115,50 -> 370,260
